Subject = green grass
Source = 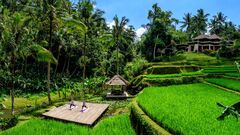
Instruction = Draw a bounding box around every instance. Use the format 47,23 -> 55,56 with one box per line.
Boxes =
0,119 -> 89,135
178,53 -> 220,66
206,78 -> 240,92
203,66 -> 237,73
0,114 -> 135,135
137,84 -> 240,135
180,53 -> 217,61
92,114 -> 135,135
145,71 -> 204,78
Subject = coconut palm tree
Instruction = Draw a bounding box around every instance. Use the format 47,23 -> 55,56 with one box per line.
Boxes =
210,12 -> 227,35
1,11 -> 31,114
42,0 -> 67,104
181,13 -> 192,36
76,0 -> 106,79
112,15 -> 129,74
193,9 -> 209,36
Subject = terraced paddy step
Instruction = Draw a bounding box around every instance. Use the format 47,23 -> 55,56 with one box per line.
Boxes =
137,84 -> 240,135
131,100 -> 171,135
205,78 -> 240,92
203,81 -> 240,95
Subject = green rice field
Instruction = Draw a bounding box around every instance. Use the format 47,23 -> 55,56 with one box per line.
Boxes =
145,71 -> 203,78
206,78 -> 240,92
0,114 -> 135,135
137,84 -> 240,135
225,73 -> 240,78
203,66 -> 237,73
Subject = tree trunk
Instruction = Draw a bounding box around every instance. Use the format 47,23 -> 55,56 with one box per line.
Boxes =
47,62 -> 51,104
116,42 -> 119,75
66,56 -> 70,75
61,54 -> 67,76
70,66 -> 78,78
54,45 -> 61,77
83,64 -> 86,79
153,43 -> 156,61
47,1 -> 53,105
83,33 -> 87,79
153,35 -> 158,61
11,52 -> 15,115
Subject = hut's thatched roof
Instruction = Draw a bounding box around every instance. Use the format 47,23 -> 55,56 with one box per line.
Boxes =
105,75 -> 130,86
193,34 -> 221,40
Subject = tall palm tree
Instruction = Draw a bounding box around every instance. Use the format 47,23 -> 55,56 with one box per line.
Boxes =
1,11 -> 30,114
62,17 -> 88,78
193,9 -> 209,35
112,15 -> 129,74
210,12 -> 226,35
42,0 -> 65,104
215,12 -> 226,24
181,13 -> 192,38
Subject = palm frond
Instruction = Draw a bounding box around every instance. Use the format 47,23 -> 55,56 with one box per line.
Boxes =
31,44 -> 57,64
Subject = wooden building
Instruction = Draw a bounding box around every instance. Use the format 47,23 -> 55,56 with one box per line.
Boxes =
187,34 -> 222,52
105,75 -> 132,98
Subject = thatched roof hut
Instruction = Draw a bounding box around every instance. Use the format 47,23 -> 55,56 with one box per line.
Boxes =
105,75 -> 130,86
105,75 -> 132,98
193,34 -> 221,41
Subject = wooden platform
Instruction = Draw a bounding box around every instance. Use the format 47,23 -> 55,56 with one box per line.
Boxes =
42,102 -> 109,125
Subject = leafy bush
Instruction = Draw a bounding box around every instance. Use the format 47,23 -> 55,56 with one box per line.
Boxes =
203,49 -> 217,57
0,116 -> 18,131
217,39 -> 240,59
124,56 -> 148,80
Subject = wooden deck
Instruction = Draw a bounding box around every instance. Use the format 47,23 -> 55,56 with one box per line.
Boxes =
42,102 -> 109,125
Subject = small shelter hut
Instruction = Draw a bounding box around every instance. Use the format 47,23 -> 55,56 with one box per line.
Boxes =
105,75 -> 131,98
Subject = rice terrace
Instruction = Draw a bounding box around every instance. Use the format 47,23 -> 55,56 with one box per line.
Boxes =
0,0 -> 240,135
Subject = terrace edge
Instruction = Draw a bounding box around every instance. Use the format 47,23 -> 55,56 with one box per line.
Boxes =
130,99 -> 171,135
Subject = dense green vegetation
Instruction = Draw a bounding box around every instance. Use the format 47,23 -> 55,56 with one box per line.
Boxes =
137,84 -> 240,135
206,78 -> 240,92
0,114 -> 135,135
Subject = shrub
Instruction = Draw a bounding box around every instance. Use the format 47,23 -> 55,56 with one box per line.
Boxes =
203,49 -> 217,57
0,116 -> 18,131
124,56 -> 148,80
